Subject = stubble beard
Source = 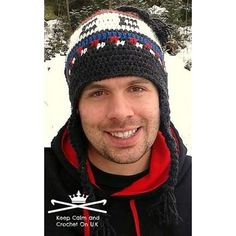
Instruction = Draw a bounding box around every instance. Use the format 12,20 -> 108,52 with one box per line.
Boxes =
84,117 -> 160,166
88,124 -> 159,165
94,139 -> 153,165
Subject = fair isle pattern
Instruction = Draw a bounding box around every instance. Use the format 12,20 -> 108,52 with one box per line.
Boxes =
65,11 -> 165,80
67,11 -> 162,51
65,31 -> 165,78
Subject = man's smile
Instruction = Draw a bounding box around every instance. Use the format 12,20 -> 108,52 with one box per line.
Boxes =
106,128 -> 140,139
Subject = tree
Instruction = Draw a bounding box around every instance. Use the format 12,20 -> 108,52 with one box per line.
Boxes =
44,0 -> 192,61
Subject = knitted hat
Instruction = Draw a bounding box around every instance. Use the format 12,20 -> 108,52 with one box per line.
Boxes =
65,6 -> 181,232
65,7 -> 169,108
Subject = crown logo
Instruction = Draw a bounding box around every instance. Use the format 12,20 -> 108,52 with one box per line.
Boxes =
69,190 -> 89,204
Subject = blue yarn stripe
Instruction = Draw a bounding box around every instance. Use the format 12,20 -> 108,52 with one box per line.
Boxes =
66,31 -> 164,74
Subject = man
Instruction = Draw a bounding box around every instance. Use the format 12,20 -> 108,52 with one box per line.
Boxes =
45,6 -> 191,236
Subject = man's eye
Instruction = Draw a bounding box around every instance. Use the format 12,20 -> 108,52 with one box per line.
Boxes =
91,90 -> 104,97
129,86 -> 145,93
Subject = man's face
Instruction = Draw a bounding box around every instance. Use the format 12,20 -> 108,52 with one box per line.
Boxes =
78,76 -> 160,166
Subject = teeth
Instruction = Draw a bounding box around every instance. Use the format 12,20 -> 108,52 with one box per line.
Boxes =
110,129 -> 138,139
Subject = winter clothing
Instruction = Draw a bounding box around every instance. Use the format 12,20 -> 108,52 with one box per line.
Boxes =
45,6 -> 192,236
64,7 -> 182,227
65,9 -> 168,108
45,123 -> 191,236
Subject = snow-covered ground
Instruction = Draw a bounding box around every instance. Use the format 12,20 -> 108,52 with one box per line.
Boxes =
44,55 -> 71,146
166,49 -> 192,154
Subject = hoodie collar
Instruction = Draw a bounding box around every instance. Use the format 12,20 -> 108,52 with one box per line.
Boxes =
62,128 -> 171,196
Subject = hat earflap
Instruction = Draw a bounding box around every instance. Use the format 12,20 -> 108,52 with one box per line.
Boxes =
67,109 -> 116,235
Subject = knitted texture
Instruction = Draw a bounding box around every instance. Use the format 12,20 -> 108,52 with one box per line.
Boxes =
64,7 -> 181,232
64,9 -> 167,108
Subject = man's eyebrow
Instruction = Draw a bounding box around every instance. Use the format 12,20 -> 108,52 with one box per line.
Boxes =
127,78 -> 151,85
83,83 -> 108,92
83,78 -> 151,92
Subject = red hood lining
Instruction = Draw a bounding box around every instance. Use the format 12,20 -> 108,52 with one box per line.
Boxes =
62,129 -> 171,196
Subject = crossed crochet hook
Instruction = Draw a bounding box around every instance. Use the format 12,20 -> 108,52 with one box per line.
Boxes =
48,199 -> 107,214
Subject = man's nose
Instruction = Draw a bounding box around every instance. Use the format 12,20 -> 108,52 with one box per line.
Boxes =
106,94 -> 134,121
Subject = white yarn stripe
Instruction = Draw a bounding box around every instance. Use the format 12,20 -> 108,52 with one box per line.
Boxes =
68,12 -> 162,52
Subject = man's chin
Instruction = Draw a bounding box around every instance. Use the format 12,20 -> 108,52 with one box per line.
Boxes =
103,149 -> 148,165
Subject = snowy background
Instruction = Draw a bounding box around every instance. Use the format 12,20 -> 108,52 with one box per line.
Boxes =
44,18 -> 192,155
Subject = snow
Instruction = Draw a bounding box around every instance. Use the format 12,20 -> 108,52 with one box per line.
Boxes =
166,51 -> 192,154
148,5 -> 168,15
44,47 -> 192,155
44,55 -> 70,146
44,19 -> 60,43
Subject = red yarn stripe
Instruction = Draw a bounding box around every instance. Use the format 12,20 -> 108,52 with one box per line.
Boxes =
109,36 -> 120,43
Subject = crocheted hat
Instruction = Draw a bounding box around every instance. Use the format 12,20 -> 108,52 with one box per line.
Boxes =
65,6 -> 181,230
65,8 -> 169,108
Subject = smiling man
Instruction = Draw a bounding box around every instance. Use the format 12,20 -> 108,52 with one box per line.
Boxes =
45,6 -> 191,236
79,76 -> 160,175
